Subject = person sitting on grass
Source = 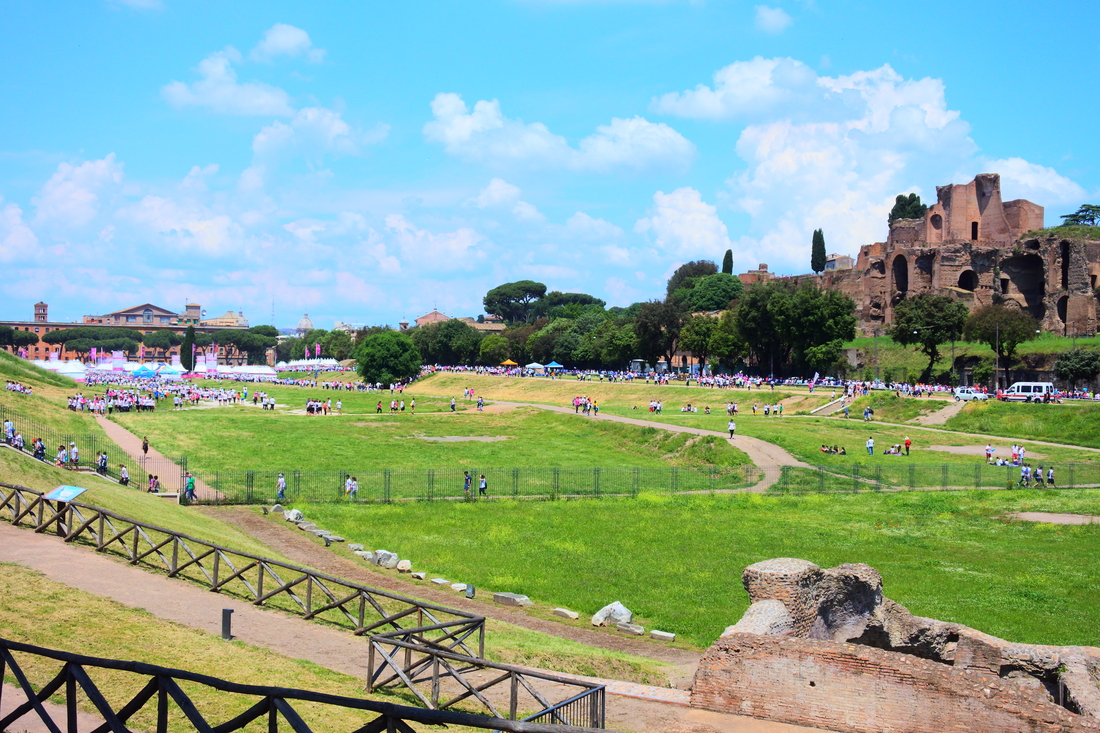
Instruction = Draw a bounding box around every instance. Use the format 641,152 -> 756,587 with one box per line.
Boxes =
838,446 -> 846,455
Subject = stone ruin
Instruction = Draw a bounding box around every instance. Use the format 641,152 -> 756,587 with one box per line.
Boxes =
743,173 -> 1100,338
691,558 -> 1100,733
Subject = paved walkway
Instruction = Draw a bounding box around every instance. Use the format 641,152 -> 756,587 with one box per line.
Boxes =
0,521 -> 820,732
1009,511 -> 1100,525
94,416 -> 218,499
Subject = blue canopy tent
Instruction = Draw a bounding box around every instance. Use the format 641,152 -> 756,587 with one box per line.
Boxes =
132,365 -> 156,379
545,361 -> 564,369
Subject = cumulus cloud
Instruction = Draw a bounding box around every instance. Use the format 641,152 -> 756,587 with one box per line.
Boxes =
975,158 -> 1088,207
162,48 -> 294,116
0,198 -> 38,262
122,194 -> 242,256
565,211 -> 624,240
252,107 -> 384,162
754,5 -> 792,34
651,57 -> 823,121
468,178 -> 545,221
634,187 -> 733,258
33,154 -> 124,227
424,93 -> 695,173
250,23 -> 325,63
385,214 -> 486,270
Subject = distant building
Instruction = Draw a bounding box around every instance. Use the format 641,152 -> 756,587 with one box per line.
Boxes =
201,310 -> 249,328
296,313 -> 314,335
414,310 -> 449,328
83,303 -> 180,326
458,317 -> 506,334
825,254 -> 854,271
738,263 -> 776,285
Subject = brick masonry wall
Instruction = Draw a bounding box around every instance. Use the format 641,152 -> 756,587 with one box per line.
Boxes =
692,634 -> 1099,733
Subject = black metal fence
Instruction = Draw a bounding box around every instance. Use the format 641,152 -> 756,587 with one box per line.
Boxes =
769,462 -> 1100,494
0,638 -> 610,733
0,403 -> 188,491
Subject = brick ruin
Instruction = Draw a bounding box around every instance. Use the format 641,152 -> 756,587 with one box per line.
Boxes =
691,558 -> 1100,733
744,174 -> 1100,337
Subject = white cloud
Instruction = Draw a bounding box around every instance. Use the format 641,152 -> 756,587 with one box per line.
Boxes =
977,157 -> 1088,207
651,57 -> 821,120
424,93 -> 695,173
252,107 -> 379,161
32,154 -> 124,227
565,211 -> 624,240
385,214 -> 486,270
122,194 -> 241,256
107,0 -> 163,10
162,48 -> 294,116
755,5 -> 792,34
469,178 -> 545,222
0,198 -> 38,262
634,187 -> 733,258
250,24 -> 325,63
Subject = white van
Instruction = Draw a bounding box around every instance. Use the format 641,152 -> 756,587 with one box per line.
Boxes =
999,382 -> 1056,402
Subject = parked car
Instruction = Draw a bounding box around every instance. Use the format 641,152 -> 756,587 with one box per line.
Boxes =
953,387 -> 988,402
999,382 -> 1056,402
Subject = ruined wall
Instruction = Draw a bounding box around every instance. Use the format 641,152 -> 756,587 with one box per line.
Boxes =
693,634 -> 1099,733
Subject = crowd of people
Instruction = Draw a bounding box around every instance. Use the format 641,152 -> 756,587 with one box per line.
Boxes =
5,380 -> 33,395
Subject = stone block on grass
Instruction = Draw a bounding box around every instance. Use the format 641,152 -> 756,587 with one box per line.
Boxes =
354,551 -> 374,562
271,504 -> 284,513
410,572 -> 426,580
396,560 -> 412,572
450,583 -> 467,592
650,630 -> 676,642
591,601 -> 632,627
552,608 -> 579,620
327,535 -> 345,542
284,509 -> 302,522
494,592 -> 533,607
348,543 -> 364,552
431,578 -> 450,586
616,622 -> 644,636
375,550 -> 399,569
296,522 -> 317,531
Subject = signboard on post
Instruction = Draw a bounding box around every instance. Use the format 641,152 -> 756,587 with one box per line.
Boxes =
43,485 -> 87,503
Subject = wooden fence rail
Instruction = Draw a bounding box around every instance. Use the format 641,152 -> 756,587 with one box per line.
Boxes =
0,637 -> 611,733
0,481 -> 485,656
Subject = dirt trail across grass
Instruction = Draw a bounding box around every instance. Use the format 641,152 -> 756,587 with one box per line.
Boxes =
489,400 -> 809,492
913,400 -> 967,425
0,521 -> 820,733
94,415 -> 218,500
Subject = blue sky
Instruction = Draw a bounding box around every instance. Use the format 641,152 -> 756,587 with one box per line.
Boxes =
2,1 -> 1097,329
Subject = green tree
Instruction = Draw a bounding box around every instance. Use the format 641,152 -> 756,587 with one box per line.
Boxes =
963,305 -> 1039,367
888,293 -> 969,379
1060,204 -> 1100,227
483,280 -> 548,323
410,319 -> 482,364
775,282 -> 857,375
321,330 -> 354,361
530,291 -> 606,320
12,330 -> 38,350
634,299 -> 683,369
721,249 -> 733,275
709,309 -> 745,370
64,338 -> 95,358
678,315 -> 717,370
1053,348 -> 1100,389
685,273 -> 743,311
249,325 -> 280,338
356,331 -> 422,384
666,260 -> 717,298
180,325 -> 196,370
478,334 -> 510,364
0,325 -> 11,348
811,228 -> 826,274
588,319 -> 636,367
888,193 -> 928,225
735,282 -> 786,376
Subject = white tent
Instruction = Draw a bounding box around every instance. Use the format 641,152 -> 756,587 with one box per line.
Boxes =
525,362 -> 544,369
56,361 -> 87,383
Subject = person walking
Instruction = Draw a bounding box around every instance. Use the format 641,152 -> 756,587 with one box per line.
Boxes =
866,436 -> 874,456
142,437 -> 149,459
477,396 -> 484,411
904,436 -> 911,456
478,474 -> 487,497
348,477 -> 358,500
410,398 -> 416,414
184,472 -> 196,502
463,471 -> 472,499
276,473 -> 287,502
451,397 -> 457,412
727,419 -> 736,438
1047,466 -> 1055,487
119,464 -> 129,487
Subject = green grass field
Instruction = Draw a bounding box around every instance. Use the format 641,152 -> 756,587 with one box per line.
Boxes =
298,490 -> 1100,649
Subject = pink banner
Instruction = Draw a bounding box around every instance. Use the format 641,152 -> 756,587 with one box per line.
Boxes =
90,347 -> 97,360
315,343 -> 321,357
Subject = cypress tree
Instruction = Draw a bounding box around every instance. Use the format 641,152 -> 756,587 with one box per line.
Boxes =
811,229 -> 827,274
180,325 -> 196,371
721,249 -> 733,274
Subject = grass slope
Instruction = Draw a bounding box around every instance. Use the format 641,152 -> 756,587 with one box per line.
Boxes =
301,491 -> 1100,649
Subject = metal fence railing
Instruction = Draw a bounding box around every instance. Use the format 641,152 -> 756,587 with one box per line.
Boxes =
768,462 -> 1100,494
0,638 -> 609,733
0,403 -> 188,491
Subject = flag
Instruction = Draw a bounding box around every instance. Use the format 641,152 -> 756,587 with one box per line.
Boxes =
140,345 -> 145,359
90,347 -> 97,360
315,343 -> 321,357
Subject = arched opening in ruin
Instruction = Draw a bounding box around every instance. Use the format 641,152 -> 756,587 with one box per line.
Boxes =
971,222 -> 979,241
957,270 -> 977,292
915,253 -> 934,288
1057,296 -> 1069,335
1000,254 -> 1046,318
930,214 -> 942,230
1061,241 -> 1071,290
892,255 -> 908,293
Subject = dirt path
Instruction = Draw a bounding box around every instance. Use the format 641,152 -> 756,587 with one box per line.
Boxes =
0,521 -> 820,733
93,416 -> 217,499
913,400 -> 967,425
1,682 -> 108,733
489,401 -> 808,493
1008,511 -> 1100,525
